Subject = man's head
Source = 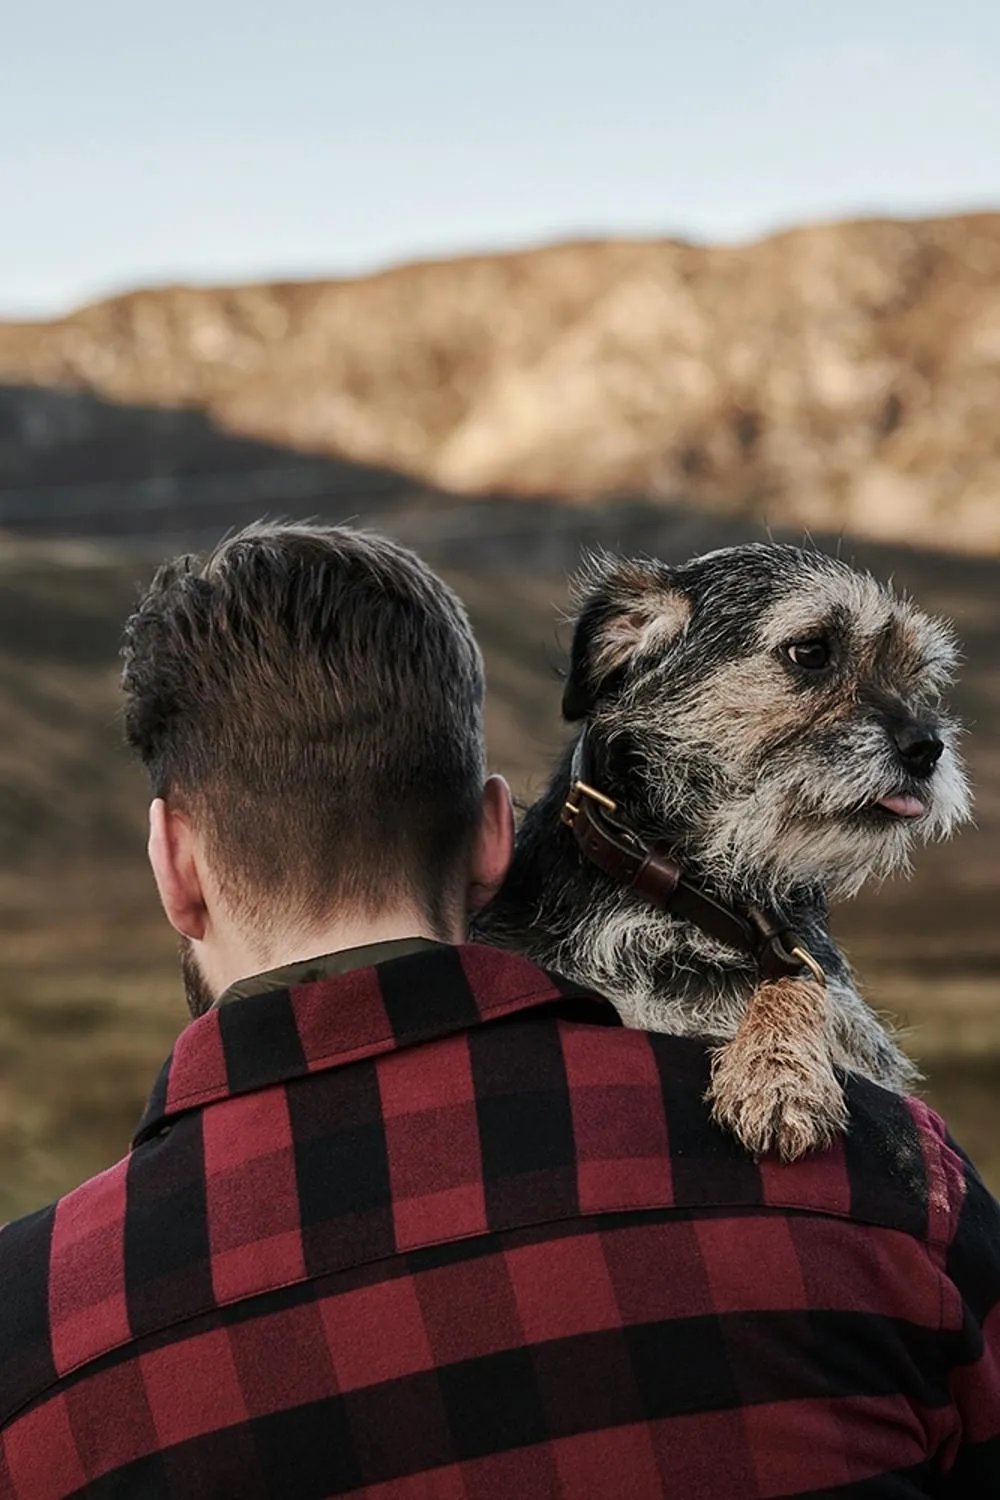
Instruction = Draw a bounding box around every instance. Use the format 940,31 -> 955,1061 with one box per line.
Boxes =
122,522 -> 513,1013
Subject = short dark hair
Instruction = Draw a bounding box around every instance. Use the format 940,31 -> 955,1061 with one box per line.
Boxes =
121,522 -> 486,936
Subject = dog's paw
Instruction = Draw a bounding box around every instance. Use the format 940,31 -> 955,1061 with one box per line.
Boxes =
707,977 -> 849,1162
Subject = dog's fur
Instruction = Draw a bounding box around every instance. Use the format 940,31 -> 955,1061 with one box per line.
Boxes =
476,543 -> 973,1158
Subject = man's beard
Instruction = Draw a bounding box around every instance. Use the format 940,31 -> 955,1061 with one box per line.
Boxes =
179,936 -> 217,1019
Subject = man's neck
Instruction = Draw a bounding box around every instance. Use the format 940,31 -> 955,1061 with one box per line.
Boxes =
202,906 -> 460,1001
258,910 -> 448,975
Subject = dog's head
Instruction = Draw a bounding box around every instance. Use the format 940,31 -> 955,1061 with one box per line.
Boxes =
563,544 -> 972,900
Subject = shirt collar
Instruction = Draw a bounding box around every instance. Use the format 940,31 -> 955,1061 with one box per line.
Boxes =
133,943 -> 615,1146
213,936 -> 442,1006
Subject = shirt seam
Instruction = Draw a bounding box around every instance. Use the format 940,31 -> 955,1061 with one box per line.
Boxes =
0,1197 -> 955,1431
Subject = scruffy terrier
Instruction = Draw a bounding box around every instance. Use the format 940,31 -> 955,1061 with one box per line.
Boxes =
477,544 -> 972,1160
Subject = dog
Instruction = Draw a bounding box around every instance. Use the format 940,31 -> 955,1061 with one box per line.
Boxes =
476,543 -> 972,1160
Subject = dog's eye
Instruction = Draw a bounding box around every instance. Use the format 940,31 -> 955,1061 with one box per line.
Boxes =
786,639 -> 831,670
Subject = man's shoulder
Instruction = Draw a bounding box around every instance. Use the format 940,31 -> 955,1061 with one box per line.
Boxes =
556,1014 -> 976,1245
0,1153 -> 132,1424
0,1152 -> 130,1262
838,1068 -> 973,1237
425,973 -> 978,1247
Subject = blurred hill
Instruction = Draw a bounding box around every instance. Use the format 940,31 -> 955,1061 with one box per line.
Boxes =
0,386 -> 428,540
3,213 -> 1000,551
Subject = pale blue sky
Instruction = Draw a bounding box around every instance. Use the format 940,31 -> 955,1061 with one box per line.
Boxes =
4,0 -> 999,317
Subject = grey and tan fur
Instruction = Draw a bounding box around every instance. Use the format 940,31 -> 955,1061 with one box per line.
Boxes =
476,543 -> 973,1159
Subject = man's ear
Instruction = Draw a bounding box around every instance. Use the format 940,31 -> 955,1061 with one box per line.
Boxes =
147,799 -> 208,941
562,555 -> 691,722
466,775 -> 515,915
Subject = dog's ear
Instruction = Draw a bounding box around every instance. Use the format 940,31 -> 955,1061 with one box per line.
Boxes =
562,555 -> 691,722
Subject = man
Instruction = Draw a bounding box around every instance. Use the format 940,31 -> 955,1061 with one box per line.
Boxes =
0,520 -> 998,1499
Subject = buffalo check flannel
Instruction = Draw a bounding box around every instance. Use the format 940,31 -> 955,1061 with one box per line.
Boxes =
1,940 -> 999,1499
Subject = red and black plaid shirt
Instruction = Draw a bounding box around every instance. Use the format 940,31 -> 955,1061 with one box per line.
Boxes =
1,941 -> 999,1498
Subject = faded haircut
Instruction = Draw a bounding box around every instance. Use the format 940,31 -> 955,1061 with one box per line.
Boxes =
121,521 -> 486,938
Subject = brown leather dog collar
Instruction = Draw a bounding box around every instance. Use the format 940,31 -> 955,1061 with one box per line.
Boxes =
561,731 -> 826,987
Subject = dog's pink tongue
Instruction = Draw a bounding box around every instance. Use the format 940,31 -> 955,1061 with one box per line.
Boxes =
878,793 -> 926,818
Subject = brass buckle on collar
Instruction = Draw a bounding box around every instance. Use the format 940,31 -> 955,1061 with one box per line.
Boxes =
562,780 -> 618,825
790,943 -> 827,987
771,932 -> 827,988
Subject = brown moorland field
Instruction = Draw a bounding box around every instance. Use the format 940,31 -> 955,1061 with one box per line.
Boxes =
1,511 -> 998,1221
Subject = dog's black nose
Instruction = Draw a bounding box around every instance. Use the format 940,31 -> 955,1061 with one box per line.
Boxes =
892,722 -> 944,779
